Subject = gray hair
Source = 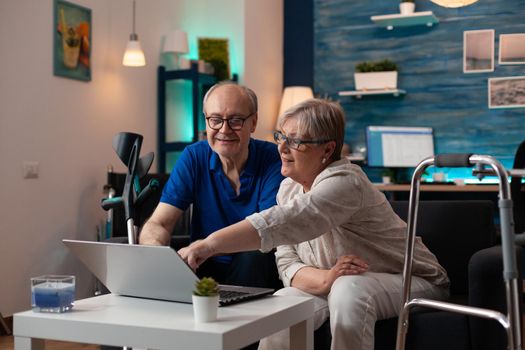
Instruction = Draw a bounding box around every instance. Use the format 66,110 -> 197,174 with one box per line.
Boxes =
277,98 -> 345,161
203,81 -> 258,114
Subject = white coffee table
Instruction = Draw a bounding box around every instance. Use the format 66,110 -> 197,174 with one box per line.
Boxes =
14,293 -> 314,350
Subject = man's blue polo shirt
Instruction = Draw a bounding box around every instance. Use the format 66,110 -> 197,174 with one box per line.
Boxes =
160,138 -> 284,262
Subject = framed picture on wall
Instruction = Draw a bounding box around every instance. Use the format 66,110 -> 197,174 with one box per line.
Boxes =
499,34 -> 525,65
463,29 -> 494,73
53,0 -> 91,81
198,38 -> 230,81
488,76 -> 525,109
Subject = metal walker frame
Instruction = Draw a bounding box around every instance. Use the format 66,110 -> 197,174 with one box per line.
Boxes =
395,154 -> 522,350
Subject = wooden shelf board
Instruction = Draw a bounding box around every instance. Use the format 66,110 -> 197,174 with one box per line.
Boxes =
338,89 -> 406,98
371,11 -> 439,30
163,69 -> 216,84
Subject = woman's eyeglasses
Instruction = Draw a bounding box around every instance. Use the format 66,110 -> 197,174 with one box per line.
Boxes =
205,113 -> 255,131
273,131 -> 331,151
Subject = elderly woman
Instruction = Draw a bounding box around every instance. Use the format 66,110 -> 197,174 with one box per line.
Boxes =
180,98 -> 449,350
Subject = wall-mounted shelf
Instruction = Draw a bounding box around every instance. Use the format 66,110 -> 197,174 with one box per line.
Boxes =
338,89 -> 406,98
371,11 -> 438,30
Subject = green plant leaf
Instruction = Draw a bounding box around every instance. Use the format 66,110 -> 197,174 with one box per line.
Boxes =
193,277 -> 219,296
355,59 -> 398,72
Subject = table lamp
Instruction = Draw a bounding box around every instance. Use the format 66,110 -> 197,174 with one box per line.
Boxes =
162,30 -> 189,69
278,86 -> 314,117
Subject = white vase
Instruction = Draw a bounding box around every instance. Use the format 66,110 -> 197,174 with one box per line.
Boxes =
399,2 -> 415,14
192,295 -> 219,322
354,71 -> 398,91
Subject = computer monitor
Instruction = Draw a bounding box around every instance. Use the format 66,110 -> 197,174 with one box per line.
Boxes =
366,126 -> 435,167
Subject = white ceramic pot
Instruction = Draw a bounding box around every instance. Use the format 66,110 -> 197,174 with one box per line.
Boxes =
399,2 -> 415,14
354,71 -> 398,91
192,295 -> 219,322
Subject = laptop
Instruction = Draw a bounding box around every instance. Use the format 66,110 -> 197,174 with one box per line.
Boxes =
63,239 -> 274,306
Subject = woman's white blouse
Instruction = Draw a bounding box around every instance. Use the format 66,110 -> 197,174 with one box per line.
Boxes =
246,158 -> 449,287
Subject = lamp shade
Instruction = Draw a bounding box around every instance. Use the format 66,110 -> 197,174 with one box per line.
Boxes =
123,39 -> 146,67
278,86 -> 314,116
430,0 -> 478,8
122,0 -> 145,67
162,30 -> 189,54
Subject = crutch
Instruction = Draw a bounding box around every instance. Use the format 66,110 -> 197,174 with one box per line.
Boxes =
395,154 -> 522,350
100,132 -> 158,350
101,132 -> 158,244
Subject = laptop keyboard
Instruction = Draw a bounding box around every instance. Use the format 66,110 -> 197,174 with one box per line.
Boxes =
218,290 -> 252,306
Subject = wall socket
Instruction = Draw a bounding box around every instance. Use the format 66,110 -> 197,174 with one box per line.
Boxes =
23,161 -> 39,179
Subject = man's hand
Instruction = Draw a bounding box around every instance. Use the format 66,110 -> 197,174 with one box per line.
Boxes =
139,203 -> 182,246
139,236 -> 164,246
178,240 -> 215,271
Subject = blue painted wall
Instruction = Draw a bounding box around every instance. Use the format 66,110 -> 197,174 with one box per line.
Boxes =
284,0 -> 313,87
314,0 -> 525,180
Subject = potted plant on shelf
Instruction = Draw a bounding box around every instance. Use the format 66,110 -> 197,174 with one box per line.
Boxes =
354,59 -> 398,91
381,168 -> 397,184
399,0 -> 416,15
192,277 -> 219,323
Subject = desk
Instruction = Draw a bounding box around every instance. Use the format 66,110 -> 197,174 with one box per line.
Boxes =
13,294 -> 314,350
375,184 -> 499,192
375,183 -> 500,202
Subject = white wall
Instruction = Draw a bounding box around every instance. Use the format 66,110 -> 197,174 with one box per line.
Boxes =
0,0 -> 161,317
0,0 -> 282,316
165,0 -> 283,143
245,1 -> 283,140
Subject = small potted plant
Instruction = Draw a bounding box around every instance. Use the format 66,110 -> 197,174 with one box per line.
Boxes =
192,277 -> 219,322
381,168 -> 397,184
400,0 -> 416,15
354,59 -> 398,91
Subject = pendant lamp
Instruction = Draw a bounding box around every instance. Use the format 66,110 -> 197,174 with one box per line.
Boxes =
430,0 -> 479,8
122,0 -> 146,67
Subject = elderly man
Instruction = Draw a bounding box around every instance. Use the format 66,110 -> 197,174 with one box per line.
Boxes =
139,82 -> 284,288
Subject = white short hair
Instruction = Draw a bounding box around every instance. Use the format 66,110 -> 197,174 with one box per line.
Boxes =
277,98 -> 345,161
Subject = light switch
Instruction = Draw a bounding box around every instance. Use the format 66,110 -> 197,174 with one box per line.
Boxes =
23,161 -> 39,179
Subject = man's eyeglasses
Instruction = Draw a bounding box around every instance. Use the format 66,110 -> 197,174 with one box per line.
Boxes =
205,113 -> 255,131
273,131 -> 332,151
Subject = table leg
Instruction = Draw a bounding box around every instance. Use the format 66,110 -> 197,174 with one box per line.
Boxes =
289,317 -> 313,350
14,336 -> 44,350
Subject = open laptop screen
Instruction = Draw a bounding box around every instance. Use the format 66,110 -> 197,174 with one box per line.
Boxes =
63,239 -> 273,305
